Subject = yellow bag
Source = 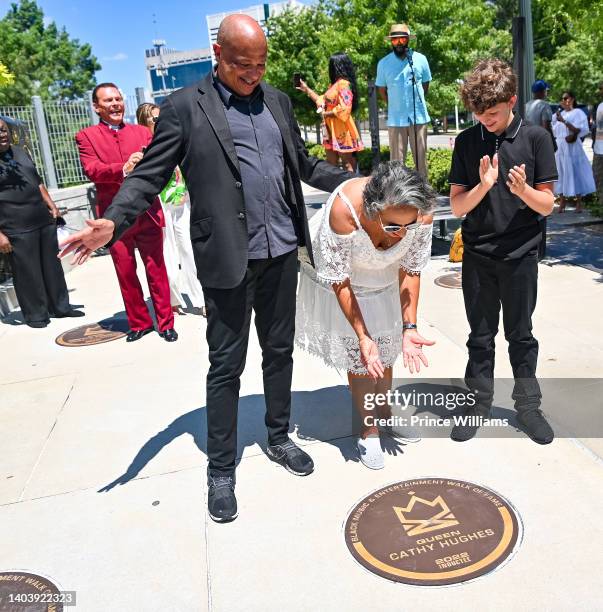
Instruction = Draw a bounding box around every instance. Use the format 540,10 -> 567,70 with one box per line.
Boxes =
449,228 -> 464,262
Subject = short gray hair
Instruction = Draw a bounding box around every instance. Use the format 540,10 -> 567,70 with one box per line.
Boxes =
362,161 -> 437,219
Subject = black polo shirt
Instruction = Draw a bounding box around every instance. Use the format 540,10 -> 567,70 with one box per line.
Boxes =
449,113 -> 557,260
0,145 -> 52,235
213,76 -> 297,260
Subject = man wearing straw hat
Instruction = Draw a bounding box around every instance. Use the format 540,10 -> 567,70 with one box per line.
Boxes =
376,23 -> 431,176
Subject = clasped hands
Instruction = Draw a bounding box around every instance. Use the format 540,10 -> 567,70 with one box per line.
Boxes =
479,154 -> 527,196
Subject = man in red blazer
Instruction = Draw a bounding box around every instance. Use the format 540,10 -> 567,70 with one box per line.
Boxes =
76,83 -> 177,342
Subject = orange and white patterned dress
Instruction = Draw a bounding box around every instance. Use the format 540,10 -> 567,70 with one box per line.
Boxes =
317,78 -> 364,153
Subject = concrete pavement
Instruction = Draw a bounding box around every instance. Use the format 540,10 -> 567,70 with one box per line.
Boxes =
1,224 -> 602,610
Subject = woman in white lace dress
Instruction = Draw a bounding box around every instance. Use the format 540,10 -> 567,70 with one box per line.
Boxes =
296,162 -> 436,469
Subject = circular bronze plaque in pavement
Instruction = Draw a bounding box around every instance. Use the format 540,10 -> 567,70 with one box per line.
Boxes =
0,571 -> 65,610
434,271 -> 462,289
344,478 -> 521,586
55,318 -> 129,347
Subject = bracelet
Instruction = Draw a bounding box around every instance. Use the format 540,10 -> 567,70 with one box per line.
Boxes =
402,323 -> 418,330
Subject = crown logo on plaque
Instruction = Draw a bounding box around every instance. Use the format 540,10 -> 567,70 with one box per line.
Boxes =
393,491 -> 460,536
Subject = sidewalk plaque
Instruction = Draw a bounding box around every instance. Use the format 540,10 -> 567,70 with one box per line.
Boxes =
0,571 -> 68,610
344,478 -> 521,586
434,272 -> 462,289
55,319 -> 129,347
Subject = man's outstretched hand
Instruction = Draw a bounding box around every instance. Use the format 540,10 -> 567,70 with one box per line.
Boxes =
59,218 -> 115,265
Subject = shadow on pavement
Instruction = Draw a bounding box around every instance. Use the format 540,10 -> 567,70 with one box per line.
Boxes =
97,385 -> 393,492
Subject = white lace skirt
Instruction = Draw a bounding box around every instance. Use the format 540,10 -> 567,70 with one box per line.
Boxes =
295,263 -> 403,374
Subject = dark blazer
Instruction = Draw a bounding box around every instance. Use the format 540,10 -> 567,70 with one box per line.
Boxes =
104,72 -> 351,289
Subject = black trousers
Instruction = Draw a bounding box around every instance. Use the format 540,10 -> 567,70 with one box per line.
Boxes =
8,223 -> 70,324
462,248 -> 541,411
202,249 -> 298,477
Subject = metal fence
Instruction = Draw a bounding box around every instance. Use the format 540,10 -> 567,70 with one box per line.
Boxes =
0,94 -> 100,189
44,99 -> 93,187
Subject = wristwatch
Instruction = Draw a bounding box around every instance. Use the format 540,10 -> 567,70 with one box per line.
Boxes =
402,323 -> 418,331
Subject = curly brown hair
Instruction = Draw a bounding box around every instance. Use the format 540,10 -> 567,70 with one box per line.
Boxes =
460,58 -> 517,114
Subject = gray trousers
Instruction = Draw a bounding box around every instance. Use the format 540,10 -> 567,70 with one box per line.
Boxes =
388,124 -> 428,176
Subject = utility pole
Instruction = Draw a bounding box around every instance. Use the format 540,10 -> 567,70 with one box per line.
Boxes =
514,0 -> 535,117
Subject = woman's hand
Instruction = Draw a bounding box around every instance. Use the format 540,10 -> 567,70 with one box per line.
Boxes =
359,336 -> 385,380
296,78 -> 309,95
402,329 -> 435,374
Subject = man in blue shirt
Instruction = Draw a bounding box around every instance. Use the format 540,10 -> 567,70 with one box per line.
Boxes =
376,23 -> 431,176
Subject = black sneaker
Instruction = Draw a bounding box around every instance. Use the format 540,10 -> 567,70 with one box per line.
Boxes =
207,475 -> 237,522
266,439 -> 314,476
517,408 -> 554,445
450,406 -> 491,442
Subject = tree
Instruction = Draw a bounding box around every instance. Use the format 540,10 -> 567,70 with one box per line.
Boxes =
265,5 -> 332,126
0,0 -> 100,105
0,62 -> 14,87
265,0 -> 511,123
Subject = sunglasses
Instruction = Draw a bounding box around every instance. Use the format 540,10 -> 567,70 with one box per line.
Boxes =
561,96 -> 572,101
390,35 -> 410,44
379,212 -> 421,233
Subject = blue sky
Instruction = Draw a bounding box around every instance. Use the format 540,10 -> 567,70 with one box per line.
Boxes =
0,0 -> 312,97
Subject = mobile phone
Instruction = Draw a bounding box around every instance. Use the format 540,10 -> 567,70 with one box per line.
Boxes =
293,73 -> 302,87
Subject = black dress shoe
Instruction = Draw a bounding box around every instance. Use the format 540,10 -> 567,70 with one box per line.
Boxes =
266,438 -> 314,476
26,320 -> 49,329
53,309 -> 85,318
207,475 -> 237,522
126,328 -> 153,342
159,328 -> 178,342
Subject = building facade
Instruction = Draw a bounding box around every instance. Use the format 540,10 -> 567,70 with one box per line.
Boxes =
206,1 -> 303,60
144,40 -> 213,104
143,2 -> 303,103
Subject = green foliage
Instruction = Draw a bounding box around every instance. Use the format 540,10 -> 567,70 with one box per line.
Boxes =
265,5 -> 332,126
307,141 -> 451,193
536,32 -> 602,105
425,147 -> 452,194
0,0 -> 100,104
0,61 -> 14,87
356,145 -> 390,174
305,142 -> 327,160
266,0 -> 511,123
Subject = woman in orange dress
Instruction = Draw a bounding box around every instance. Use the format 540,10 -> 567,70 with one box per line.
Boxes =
297,53 -> 364,172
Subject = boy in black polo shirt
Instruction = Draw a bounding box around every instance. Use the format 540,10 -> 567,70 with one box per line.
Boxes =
448,59 -> 557,443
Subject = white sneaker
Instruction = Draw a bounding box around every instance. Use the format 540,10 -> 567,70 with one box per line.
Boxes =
357,436 -> 384,470
380,424 -> 422,443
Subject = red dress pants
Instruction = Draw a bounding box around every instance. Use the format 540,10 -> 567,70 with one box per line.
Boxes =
109,214 -> 173,332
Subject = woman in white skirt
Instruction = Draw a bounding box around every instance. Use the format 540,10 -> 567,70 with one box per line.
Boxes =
552,91 -> 596,212
296,162 -> 436,469
136,104 -> 205,315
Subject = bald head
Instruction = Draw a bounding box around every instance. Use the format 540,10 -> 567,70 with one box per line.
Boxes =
217,14 -> 266,51
214,14 -> 267,97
